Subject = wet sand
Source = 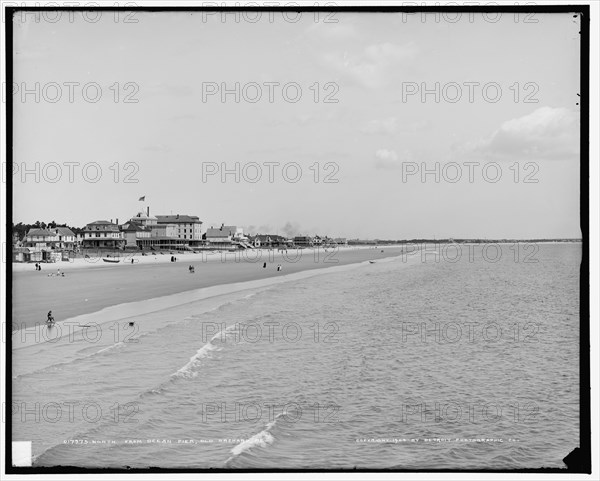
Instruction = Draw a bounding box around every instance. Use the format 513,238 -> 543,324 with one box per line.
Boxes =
12,247 -> 407,330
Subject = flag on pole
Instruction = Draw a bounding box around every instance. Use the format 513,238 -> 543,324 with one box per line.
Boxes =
139,196 -> 145,201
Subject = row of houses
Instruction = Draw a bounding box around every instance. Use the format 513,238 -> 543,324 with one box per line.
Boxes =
14,209 -> 205,260
249,235 -> 347,248
79,210 -> 204,250
13,207 -> 348,261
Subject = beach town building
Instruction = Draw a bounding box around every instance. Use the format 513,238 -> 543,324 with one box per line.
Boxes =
24,227 -> 76,251
152,223 -> 178,239
205,224 -> 240,248
81,220 -> 125,249
293,236 -> 314,247
130,210 -> 158,229
155,214 -> 203,241
13,247 -> 45,263
119,210 -> 203,250
251,234 -> 288,248
120,220 -> 153,248
17,227 -> 76,262
333,237 -> 348,246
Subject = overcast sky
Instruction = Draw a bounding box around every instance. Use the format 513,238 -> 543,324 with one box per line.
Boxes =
11,10 -> 581,239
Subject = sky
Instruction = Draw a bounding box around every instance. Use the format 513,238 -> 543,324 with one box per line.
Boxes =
10,10 -> 582,239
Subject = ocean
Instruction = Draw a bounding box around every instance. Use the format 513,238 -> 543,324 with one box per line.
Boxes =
11,243 -> 581,469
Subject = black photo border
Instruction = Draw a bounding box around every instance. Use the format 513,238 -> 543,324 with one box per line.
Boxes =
3,3 -> 591,475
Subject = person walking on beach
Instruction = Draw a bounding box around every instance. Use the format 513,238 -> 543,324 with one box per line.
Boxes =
47,310 -> 54,324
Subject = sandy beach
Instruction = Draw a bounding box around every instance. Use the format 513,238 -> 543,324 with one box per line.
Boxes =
12,246 -> 409,330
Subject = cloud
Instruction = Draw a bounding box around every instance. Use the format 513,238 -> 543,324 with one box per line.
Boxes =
362,117 -> 432,135
459,107 -> 580,161
322,41 -> 417,89
374,149 -> 400,169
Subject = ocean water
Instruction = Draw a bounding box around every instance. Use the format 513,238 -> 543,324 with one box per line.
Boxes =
12,243 -> 581,470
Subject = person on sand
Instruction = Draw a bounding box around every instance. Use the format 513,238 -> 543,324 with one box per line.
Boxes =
263,262 -> 267,268
47,311 -> 54,324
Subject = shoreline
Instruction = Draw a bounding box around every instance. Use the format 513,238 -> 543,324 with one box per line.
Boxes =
11,251 -> 419,354
12,245 -> 378,272
12,246 -> 411,330
11,241 -> 581,274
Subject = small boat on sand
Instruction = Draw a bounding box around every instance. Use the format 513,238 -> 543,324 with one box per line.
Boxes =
102,258 -> 120,263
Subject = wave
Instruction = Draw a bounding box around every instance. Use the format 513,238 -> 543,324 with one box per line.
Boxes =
171,320 -> 242,379
226,413 -> 283,463
172,342 -> 220,379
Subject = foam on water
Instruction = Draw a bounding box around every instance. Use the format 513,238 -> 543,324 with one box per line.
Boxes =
228,415 -> 282,459
171,320 -> 244,379
173,342 -> 221,379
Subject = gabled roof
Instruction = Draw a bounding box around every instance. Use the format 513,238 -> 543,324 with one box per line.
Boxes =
206,225 -> 236,238
156,215 -> 202,224
55,227 -> 75,236
121,222 -> 151,232
27,227 -> 76,237
26,228 -> 55,237
84,220 -> 120,231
